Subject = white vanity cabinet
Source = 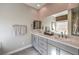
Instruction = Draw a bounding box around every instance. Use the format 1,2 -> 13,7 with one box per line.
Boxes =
32,34 -> 77,55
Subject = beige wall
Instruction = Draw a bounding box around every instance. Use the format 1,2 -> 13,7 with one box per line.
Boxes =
0,3 -> 36,54
38,3 -> 78,20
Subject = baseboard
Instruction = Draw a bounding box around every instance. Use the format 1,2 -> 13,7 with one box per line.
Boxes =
5,44 -> 32,55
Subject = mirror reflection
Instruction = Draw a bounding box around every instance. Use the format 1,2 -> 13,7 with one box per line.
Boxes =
42,10 -> 68,35
71,7 -> 79,36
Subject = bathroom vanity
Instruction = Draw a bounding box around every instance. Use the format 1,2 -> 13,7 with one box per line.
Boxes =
31,6 -> 79,55
31,30 -> 79,55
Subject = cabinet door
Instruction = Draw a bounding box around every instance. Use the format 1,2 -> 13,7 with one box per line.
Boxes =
39,47 -> 48,55
48,44 -> 57,55
60,49 -> 72,55
32,34 -> 35,47
34,35 -> 38,50
32,34 -> 38,50
38,37 -> 48,55
32,34 -> 34,46
39,38 -> 48,50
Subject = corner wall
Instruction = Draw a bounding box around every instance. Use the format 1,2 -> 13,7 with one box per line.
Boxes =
0,3 -> 36,54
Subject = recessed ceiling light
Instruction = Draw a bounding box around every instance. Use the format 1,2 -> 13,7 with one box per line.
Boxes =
36,4 -> 40,7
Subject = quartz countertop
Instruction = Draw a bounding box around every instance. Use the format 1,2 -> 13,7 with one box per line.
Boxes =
31,30 -> 79,49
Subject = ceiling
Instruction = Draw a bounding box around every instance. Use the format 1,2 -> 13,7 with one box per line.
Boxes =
26,3 -> 46,9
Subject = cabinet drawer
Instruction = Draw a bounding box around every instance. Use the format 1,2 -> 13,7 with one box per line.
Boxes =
39,44 -> 48,51
60,49 -> 72,55
39,47 -> 48,55
39,39 -> 47,46
39,38 -> 47,43
38,37 -> 47,42
39,42 -> 47,50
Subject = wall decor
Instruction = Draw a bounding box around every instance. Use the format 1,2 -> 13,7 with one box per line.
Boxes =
33,20 -> 41,29
12,24 -> 27,36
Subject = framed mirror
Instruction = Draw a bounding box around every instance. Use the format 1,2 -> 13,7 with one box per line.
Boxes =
71,7 -> 79,36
